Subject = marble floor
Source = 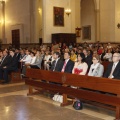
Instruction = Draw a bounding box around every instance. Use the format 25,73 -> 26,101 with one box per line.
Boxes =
0,82 -> 115,120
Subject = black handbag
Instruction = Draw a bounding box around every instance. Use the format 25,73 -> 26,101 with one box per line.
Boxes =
73,100 -> 83,110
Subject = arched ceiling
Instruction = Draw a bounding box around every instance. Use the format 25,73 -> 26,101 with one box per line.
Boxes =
80,0 -> 99,10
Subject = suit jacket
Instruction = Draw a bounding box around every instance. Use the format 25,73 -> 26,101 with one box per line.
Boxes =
19,54 -> 25,61
85,55 -> 92,70
104,61 -> 120,79
0,55 -> 10,68
6,55 -> 18,71
15,53 -> 21,60
63,59 -> 74,73
88,63 -> 104,77
51,58 -> 63,72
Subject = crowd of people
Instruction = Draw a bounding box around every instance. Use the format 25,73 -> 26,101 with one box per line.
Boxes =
0,41 -> 120,84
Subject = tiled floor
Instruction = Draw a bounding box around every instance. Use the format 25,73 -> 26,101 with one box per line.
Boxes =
0,82 -> 115,120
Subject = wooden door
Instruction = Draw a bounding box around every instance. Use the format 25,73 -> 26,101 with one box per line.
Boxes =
12,29 -> 20,48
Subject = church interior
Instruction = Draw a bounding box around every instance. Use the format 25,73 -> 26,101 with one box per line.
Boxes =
0,0 -> 120,120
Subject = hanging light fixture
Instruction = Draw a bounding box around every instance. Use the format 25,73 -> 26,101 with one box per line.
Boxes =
65,0 -> 71,16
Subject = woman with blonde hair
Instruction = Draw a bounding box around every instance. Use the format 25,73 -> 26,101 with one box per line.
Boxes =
30,50 -> 42,69
70,49 -> 77,62
88,54 -> 104,77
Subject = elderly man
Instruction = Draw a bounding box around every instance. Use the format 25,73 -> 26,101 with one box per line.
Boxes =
104,53 -> 120,79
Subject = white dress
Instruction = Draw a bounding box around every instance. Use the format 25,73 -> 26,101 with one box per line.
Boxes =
72,62 -> 88,75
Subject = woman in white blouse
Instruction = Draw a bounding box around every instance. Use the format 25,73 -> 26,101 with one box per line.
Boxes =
88,54 -> 104,77
30,51 -> 42,69
25,52 -> 36,66
44,51 -> 51,70
103,49 -> 112,62
21,52 -> 36,76
72,53 -> 88,75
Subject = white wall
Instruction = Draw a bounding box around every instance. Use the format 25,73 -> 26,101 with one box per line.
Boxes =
5,0 -> 30,43
75,0 -> 81,43
115,0 -> 120,42
42,0 -> 76,43
81,0 -> 96,42
99,0 -> 115,42
2,0 -> 120,44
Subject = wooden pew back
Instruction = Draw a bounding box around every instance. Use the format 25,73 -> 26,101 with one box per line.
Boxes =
25,68 -> 120,119
26,68 -> 120,94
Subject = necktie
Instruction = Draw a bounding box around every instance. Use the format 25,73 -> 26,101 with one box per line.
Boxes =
23,55 -> 27,60
0,56 -> 6,65
109,63 -> 115,78
61,61 -> 67,72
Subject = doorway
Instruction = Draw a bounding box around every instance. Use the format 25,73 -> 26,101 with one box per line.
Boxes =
12,29 -> 20,48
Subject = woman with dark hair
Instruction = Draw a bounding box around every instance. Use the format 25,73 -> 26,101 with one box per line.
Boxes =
72,53 -> 88,75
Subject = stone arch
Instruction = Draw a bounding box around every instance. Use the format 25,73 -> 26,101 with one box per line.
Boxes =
80,0 -> 98,10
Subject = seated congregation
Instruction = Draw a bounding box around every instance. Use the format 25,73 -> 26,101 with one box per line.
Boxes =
0,42 -> 120,84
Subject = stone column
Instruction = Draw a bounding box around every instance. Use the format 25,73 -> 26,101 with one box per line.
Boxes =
42,0 -> 46,43
95,9 -> 100,42
29,0 -> 34,43
1,1 -> 5,43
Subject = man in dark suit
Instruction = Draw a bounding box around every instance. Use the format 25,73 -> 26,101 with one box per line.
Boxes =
61,52 -> 74,73
51,52 -> 63,72
0,49 -> 18,84
19,49 -> 25,61
83,49 -> 92,70
0,50 -> 10,69
104,53 -> 120,79
0,50 -> 10,81
15,48 -> 21,60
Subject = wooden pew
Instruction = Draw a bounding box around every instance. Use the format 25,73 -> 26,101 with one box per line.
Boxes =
102,61 -> 111,73
9,71 -> 22,83
25,68 -> 120,120
9,62 -> 23,83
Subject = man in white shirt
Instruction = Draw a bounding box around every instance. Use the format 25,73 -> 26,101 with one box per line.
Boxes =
20,50 -> 32,76
20,50 -> 32,64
